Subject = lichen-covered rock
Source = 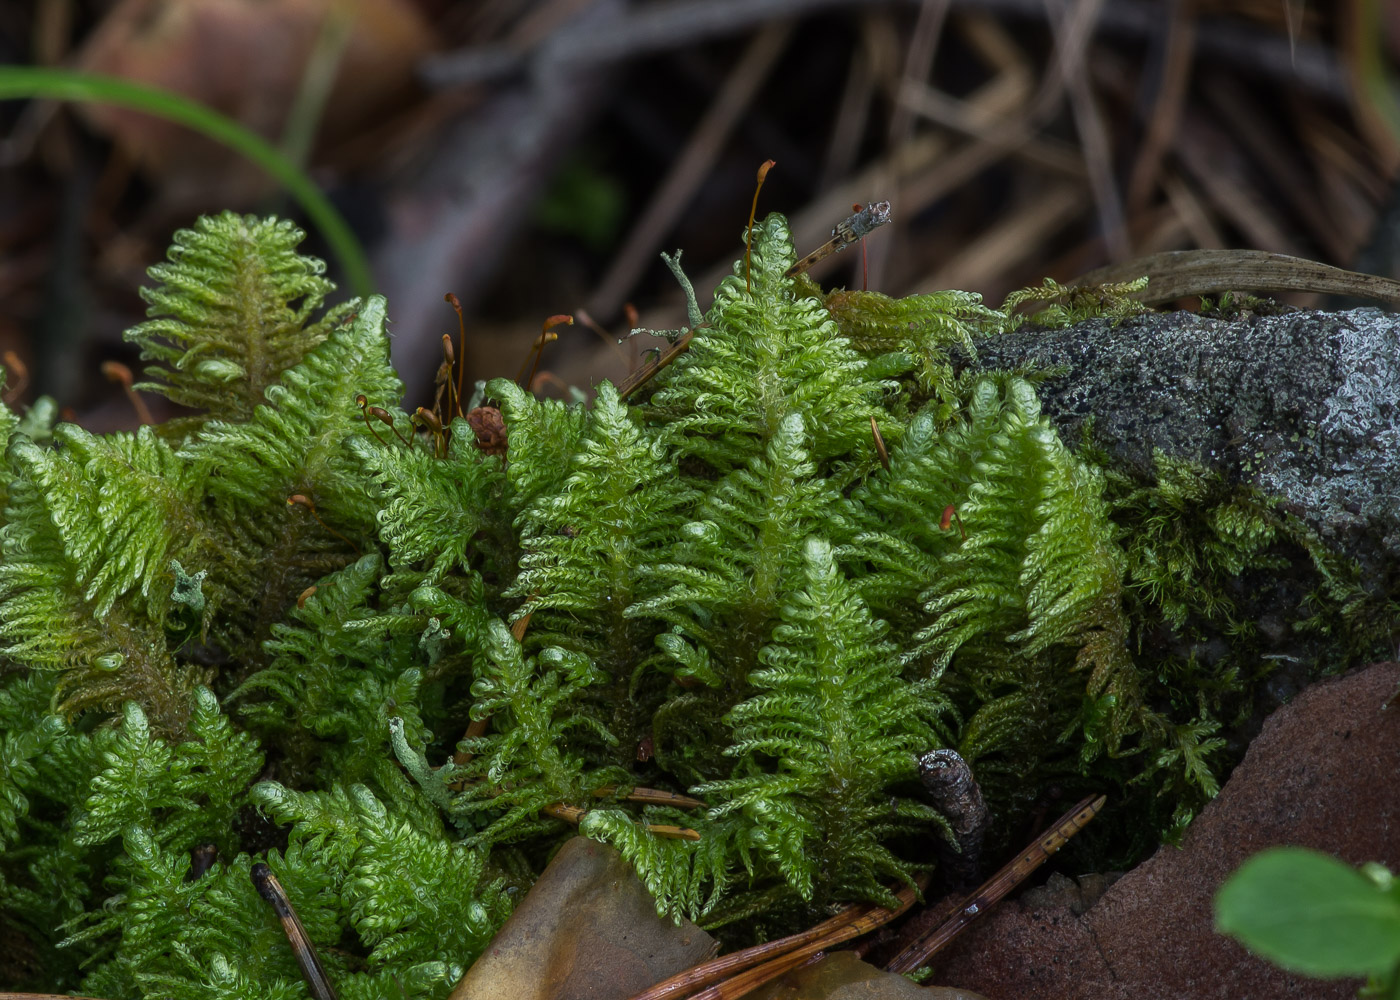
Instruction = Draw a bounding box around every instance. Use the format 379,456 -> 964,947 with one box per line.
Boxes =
972,307 -> 1400,578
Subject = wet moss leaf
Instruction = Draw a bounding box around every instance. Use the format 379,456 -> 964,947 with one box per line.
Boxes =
1215,847 -> 1400,978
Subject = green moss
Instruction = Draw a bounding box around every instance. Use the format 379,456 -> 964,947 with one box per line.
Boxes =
0,213 -> 1390,996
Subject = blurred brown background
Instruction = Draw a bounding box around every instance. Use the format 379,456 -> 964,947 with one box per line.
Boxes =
2,0 -> 1398,425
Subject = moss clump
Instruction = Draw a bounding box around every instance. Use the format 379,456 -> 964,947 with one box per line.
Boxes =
0,213 -> 1390,997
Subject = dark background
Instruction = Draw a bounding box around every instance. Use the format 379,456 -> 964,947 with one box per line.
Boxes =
2,0 -> 1397,425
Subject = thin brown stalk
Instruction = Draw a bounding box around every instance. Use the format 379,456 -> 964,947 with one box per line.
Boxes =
2,350 -> 28,404
688,882 -> 922,1000
626,878 -> 923,1000
616,327 -> 696,400
884,794 -> 1106,974
587,22 -> 792,320
574,307 -> 633,368
684,947 -> 817,1000
610,786 -> 708,810
745,159 -> 778,293
100,361 -> 154,426
252,863 -> 340,1000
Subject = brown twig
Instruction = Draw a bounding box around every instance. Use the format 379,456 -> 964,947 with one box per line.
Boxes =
616,326 -> 697,400
542,802 -> 701,841
1070,248 -> 1400,306
1126,1 -> 1196,212
1048,0 -> 1128,260
251,863 -> 340,1000
884,793 -> 1106,974
870,416 -> 890,471
917,749 -> 990,890
784,201 -> 893,278
624,877 -> 925,1000
99,361 -> 154,426
610,786 -> 708,810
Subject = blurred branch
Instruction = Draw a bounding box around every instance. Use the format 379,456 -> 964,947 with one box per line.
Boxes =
424,0 -> 1348,104
1072,248 -> 1400,305
587,22 -> 794,320
1046,0 -> 1128,259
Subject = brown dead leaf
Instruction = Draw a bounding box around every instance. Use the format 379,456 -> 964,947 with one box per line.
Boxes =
74,0 -> 433,205
449,837 -> 716,1000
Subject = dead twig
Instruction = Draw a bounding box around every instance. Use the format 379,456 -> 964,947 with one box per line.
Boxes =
252,863 -> 340,1000
884,793 -> 1106,974
1071,248 -> 1400,306
1125,0 -> 1196,212
1047,0 -> 1129,260
616,326 -> 697,400
542,802 -> 701,841
625,878 -> 925,1000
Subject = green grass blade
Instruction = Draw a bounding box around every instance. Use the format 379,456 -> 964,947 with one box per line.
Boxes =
0,65 -> 373,298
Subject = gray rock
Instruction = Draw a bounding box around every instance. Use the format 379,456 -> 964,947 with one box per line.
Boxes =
971,307 -> 1400,577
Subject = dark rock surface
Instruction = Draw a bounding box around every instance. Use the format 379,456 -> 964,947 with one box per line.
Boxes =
929,660 -> 1400,1000
971,307 -> 1400,579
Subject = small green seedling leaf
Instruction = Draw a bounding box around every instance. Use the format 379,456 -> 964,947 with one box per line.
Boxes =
1215,847 -> 1400,978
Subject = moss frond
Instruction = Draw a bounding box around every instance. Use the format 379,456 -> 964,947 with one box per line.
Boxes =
820,285 -> 1005,393
509,381 -> 695,692
0,428 -> 209,731
1001,275 -> 1151,328
698,536 -> 951,908
126,212 -> 354,426
577,808 -> 736,921
448,620 -> 625,845
649,213 -> 892,466
74,690 -> 261,854
631,412 -> 835,693
353,423 -> 508,589
181,296 -> 402,666
487,377 -> 588,515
